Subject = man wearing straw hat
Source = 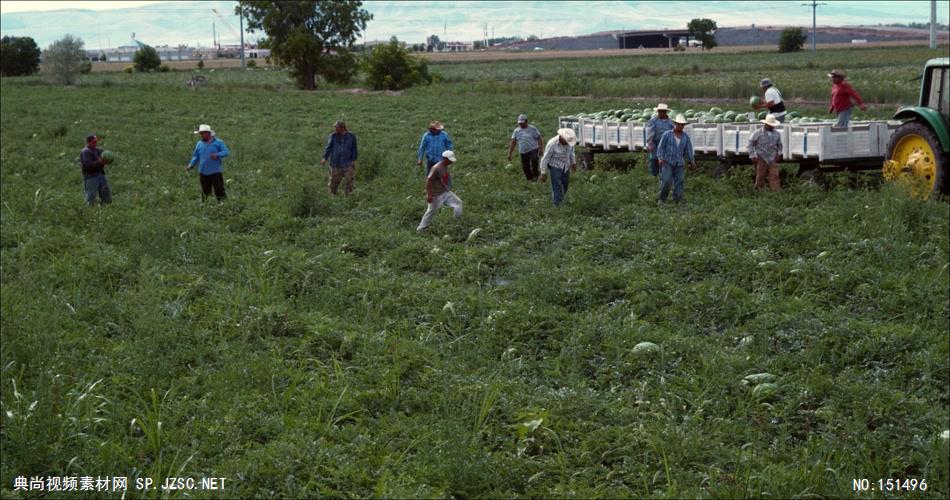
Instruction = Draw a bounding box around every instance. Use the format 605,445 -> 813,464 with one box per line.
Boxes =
417,120 -> 454,176
655,114 -> 696,203
645,103 -> 674,177
827,69 -> 866,128
539,128 -> 577,207
417,150 -> 463,232
748,113 -> 784,192
185,124 -> 230,201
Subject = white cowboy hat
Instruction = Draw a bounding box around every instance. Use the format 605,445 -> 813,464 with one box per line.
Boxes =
672,114 -> 688,125
194,124 -> 214,135
557,128 -> 576,145
654,103 -> 670,112
429,120 -> 444,130
760,114 -> 781,127
442,150 -> 457,162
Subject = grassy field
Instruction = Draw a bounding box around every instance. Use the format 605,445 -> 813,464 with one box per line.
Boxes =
1,45 -> 948,498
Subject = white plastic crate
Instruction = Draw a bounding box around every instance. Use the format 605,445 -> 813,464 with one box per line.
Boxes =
685,123 -> 723,155
604,120 -> 629,150
787,121 -> 882,161
721,123 -> 790,159
629,123 -> 649,151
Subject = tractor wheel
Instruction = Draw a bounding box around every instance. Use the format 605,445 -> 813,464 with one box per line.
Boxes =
883,121 -> 949,199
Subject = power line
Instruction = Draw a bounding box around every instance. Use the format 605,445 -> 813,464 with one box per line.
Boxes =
802,0 -> 827,52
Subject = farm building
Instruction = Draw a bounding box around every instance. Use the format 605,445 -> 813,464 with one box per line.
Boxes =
616,29 -> 693,49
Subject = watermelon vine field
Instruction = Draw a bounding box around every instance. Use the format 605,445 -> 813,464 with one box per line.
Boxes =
1,44 -> 948,498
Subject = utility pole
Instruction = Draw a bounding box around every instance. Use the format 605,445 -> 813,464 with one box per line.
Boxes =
802,0 -> 826,52
930,0 -> 937,49
240,12 -> 245,68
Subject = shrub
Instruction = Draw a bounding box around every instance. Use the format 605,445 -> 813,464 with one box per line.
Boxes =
41,34 -> 85,85
363,37 -> 432,91
673,44 -> 686,52
779,28 -> 807,53
1,35 -> 41,76
158,64 -> 171,72
124,65 -> 134,74
133,45 -> 161,72
197,59 -> 204,70
79,60 -> 92,74
247,59 -> 257,68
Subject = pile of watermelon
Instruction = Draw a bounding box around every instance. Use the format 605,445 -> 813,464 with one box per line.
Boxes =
572,105 -> 832,125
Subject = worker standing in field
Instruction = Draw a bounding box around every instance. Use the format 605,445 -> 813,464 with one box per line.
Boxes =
645,103 -> 674,176
79,134 -> 112,205
538,128 -> 577,207
753,78 -> 787,123
417,150 -> 463,232
506,113 -> 544,181
417,121 -> 454,176
185,124 -> 229,201
748,114 -> 784,192
655,114 -> 696,203
321,120 -> 358,195
827,69 -> 866,128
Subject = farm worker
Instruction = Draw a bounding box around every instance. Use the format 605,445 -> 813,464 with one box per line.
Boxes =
827,69 -> 866,128
79,134 -> 112,205
753,78 -> 787,123
645,103 -> 674,176
417,120 -> 454,176
748,114 -> 784,192
506,113 -> 544,181
185,124 -> 230,201
538,128 -> 577,207
417,150 -> 463,232
655,114 -> 696,203
320,120 -> 358,195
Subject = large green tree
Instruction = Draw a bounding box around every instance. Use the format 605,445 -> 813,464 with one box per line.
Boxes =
778,27 -> 807,53
363,37 -> 432,91
687,18 -> 718,51
1,36 -> 41,76
42,34 -> 85,85
236,1 -> 372,90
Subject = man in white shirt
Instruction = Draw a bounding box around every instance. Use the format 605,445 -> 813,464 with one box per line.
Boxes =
539,128 -> 577,206
753,78 -> 787,123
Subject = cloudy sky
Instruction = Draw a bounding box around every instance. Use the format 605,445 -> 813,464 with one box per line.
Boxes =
0,0 -> 946,48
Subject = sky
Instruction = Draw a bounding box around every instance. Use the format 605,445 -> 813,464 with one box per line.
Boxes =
1,0 -> 947,49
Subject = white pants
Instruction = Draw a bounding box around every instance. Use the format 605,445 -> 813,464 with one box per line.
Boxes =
417,191 -> 463,231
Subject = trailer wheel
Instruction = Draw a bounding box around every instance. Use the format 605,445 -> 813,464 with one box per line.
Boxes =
883,121 -> 949,199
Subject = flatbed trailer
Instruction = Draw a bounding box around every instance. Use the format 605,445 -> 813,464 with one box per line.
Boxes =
558,116 -> 901,175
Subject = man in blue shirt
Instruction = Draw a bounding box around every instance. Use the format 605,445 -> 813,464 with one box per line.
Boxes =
185,124 -> 230,201
645,104 -> 674,177
416,120 -> 454,176
79,134 -> 112,205
321,120 -> 358,195
655,114 -> 697,203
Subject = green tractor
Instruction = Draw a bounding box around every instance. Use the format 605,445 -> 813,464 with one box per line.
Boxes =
883,57 -> 949,199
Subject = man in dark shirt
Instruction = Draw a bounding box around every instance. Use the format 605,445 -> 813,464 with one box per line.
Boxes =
320,120 -> 358,195
79,134 -> 111,205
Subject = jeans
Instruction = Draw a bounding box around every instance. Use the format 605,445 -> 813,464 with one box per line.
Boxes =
648,151 -> 660,177
83,174 -> 112,205
520,149 -> 540,180
199,172 -> 226,200
329,164 -> 355,195
659,163 -> 685,201
417,191 -> 463,231
549,167 -> 570,206
834,107 -> 852,128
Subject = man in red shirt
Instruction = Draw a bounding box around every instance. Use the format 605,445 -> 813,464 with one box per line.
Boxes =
828,69 -> 867,128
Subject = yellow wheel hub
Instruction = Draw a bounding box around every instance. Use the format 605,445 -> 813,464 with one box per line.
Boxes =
884,134 -> 937,199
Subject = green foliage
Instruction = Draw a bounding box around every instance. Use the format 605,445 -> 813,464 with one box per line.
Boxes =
197,58 -> 204,70
687,18 -> 718,51
236,0 -> 372,90
79,60 -> 92,74
158,64 -> 171,73
779,27 -> 807,53
247,58 -> 257,68
0,35 -> 41,76
363,37 -> 432,91
41,34 -> 85,85
133,44 -> 162,72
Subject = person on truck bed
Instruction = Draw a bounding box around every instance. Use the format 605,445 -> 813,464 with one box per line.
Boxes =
753,78 -> 787,123
828,69 -> 867,128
